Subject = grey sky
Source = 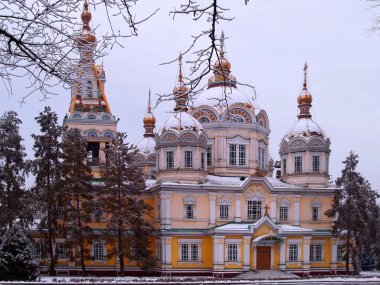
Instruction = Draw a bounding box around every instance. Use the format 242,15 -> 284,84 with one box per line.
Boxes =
1,0 -> 379,190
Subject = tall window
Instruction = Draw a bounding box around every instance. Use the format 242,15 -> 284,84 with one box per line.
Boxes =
180,243 -> 199,261
312,207 -> 319,221
57,243 -> 66,259
337,245 -> 344,261
227,244 -> 238,262
219,204 -> 229,220
201,153 -> 205,170
93,242 -> 104,260
258,147 -> 265,170
312,155 -> 320,172
31,242 -> 41,259
87,80 -> 92,97
184,150 -> 193,168
288,244 -> 299,261
229,144 -> 246,166
310,244 -> 323,261
282,159 -> 287,175
185,204 -> 194,219
207,146 -> 212,166
294,156 -> 302,173
279,206 -> 288,221
247,200 -> 262,220
156,242 -> 162,261
166,151 -> 174,168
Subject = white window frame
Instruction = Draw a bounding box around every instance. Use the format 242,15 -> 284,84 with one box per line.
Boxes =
312,155 -> 320,172
219,204 -> 229,220
225,239 -> 242,263
294,155 -> 302,173
166,150 -> 174,169
310,242 -> 325,262
312,207 -> 320,221
178,239 -> 202,263
282,158 -> 287,175
247,200 -> 262,220
92,241 -> 105,260
156,240 -> 162,261
258,146 -> 265,170
279,206 -> 289,221
31,240 -> 42,259
337,244 -> 344,261
56,242 -> 67,259
207,145 -> 212,166
288,244 -> 299,262
184,149 -> 193,168
184,195 -> 197,220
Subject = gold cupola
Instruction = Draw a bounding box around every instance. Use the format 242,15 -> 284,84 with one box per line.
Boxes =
143,89 -> 156,137
173,53 -> 189,111
77,0 -> 97,45
208,31 -> 236,88
297,62 -> 313,119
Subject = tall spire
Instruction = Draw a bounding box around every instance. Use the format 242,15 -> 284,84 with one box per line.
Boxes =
173,52 -> 189,111
220,31 -> 225,58
77,0 -> 96,45
143,89 -> 156,137
297,62 -> 313,119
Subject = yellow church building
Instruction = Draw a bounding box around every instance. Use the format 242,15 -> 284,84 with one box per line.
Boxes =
32,1 -> 348,277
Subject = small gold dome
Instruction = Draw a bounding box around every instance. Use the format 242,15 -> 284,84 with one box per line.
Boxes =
144,115 -> 156,126
214,57 -> 231,71
297,89 -> 313,105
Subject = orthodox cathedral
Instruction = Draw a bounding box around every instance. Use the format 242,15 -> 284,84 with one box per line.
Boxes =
34,1 -> 348,277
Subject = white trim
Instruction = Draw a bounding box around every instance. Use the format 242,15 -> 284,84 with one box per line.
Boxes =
227,136 -> 249,145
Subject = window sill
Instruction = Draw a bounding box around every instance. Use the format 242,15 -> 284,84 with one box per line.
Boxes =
178,260 -> 202,265
225,261 -> 241,265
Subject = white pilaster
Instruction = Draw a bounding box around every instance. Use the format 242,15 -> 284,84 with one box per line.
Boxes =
162,236 -> 172,270
303,236 -> 312,275
243,236 -> 251,271
161,192 -> 171,229
209,193 -> 217,226
212,235 -> 225,274
330,238 -> 338,270
279,238 -> 287,270
294,195 -> 301,226
235,193 -> 242,222
270,194 -> 277,221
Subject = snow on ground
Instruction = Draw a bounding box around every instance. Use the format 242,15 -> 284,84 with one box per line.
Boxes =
0,273 -> 379,284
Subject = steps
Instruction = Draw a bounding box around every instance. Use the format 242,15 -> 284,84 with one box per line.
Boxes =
235,270 -> 300,280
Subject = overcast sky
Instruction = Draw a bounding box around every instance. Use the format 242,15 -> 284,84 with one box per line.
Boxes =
1,0 -> 380,191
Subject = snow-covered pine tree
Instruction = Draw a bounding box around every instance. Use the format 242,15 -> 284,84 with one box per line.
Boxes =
325,151 -> 379,274
31,106 -> 64,276
100,132 -> 155,276
61,128 -> 94,276
0,111 -> 30,232
0,225 -> 39,281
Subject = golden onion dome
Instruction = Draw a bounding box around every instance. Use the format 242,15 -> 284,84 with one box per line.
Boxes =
297,89 -> 313,105
214,57 -> 231,71
143,114 -> 156,126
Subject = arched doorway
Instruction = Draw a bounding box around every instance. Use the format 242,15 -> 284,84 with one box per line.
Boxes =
252,235 -> 284,270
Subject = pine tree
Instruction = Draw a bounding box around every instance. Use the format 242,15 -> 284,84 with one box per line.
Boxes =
325,151 -> 379,274
100,132 -> 155,276
31,106 -> 64,276
0,225 -> 39,281
0,111 -> 30,232
61,128 -> 94,276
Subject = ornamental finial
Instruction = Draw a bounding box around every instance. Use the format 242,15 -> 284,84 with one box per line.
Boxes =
303,62 -> 308,90
178,52 -> 183,83
220,31 -> 225,58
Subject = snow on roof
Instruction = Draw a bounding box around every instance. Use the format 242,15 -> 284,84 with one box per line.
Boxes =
192,86 -> 261,113
137,136 -> 156,155
278,224 -> 313,233
145,179 -> 156,189
159,111 -> 203,135
205,174 -> 247,186
266,176 -> 303,189
283,117 -> 326,141
214,223 -> 252,231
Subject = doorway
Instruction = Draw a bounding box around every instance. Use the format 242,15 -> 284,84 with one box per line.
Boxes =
256,246 -> 271,270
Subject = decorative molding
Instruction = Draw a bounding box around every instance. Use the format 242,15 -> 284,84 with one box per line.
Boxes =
183,195 -> 197,205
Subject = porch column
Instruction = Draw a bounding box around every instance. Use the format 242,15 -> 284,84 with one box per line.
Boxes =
162,236 -> 172,271
212,235 -> 225,275
330,238 -> 338,271
209,193 -> 217,226
161,192 -> 171,229
294,195 -> 301,226
270,194 -> 277,222
303,236 -> 312,274
243,236 -> 251,271
235,193 -> 242,222
279,238 -> 287,270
